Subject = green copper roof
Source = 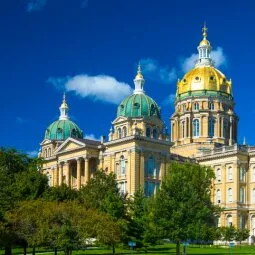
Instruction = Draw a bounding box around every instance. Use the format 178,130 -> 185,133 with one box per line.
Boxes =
117,93 -> 161,119
45,119 -> 83,141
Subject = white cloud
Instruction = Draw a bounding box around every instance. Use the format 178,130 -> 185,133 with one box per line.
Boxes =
140,58 -> 177,84
27,150 -> 38,157
84,134 -> 100,141
26,0 -> 47,12
48,74 -> 132,104
181,47 -> 227,73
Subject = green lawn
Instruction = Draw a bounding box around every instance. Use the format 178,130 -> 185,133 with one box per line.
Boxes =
1,244 -> 255,255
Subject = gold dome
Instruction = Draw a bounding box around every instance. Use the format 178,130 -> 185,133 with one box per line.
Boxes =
177,66 -> 232,95
199,38 -> 210,46
136,72 -> 144,79
135,62 -> 144,79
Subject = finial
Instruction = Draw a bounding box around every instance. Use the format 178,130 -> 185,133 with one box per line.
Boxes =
138,62 -> 142,74
63,91 -> 66,103
243,136 -> 247,146
202,22 -> 208,39
135,61 -> 144,80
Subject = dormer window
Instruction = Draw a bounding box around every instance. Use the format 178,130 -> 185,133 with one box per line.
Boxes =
194,102 -> 199,110
57,128 -> 63,140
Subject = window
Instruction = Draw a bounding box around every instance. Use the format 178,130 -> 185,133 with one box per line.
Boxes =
71,129 -> 76,138
228,188 -> 233,203
194,102 -> 199,110
227,215 -> 233,226
120,156 -> 126,176
148,156 -> 154,177
228,167 -> 233,181
252,189 -> 255,204
216,189 -> 221,203
46,172 -> 52,186
146,127 -> 151,138
152,129 -> 157,139
252,167 -> 255,182
193,119 -> 200,137
216,168 -> 221,182
48,148 -> 51,157
118,181 -> 127,194
181,121 -> 185,138
144,181 -> 156,197
208,118 -> 215,137
145,156 -> 160,178
116,163 -> 120,176
57,128 -> 63,140
118,128 -> 122,139
223,119 -> 228,138
122,127 -> 127,138
240,215 -> 245,229
209,102 -> 214,110
44,149 -> 47,158
240,187 -> 245,203
240,168 -> 245,182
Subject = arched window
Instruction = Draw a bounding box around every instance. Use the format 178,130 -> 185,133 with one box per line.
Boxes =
181,121 -> 185,138
194,102 -> 199,110
252,167 -> 255,182
240,187 -> 245,203
228,167 -> 233,181
118,128 -> 122,139
150,104 -> 155,116
216,168 -> 221,182
122,127 -> 127,138
152,129 -> 157,139
48,148 -> 51,157
120,156 -> 126,176
146,127 -> 151,138
227,215 -> 233,226
216,189 -> 221,203
240,167 -> 245,182
57,128 -> 63,140
209,102 -> 214,110
71,129 -> 76,138
148,156 -> 154,177
208,118 -> 215,137
44,149 -> 47,158
193,119 -> 200,137
228,188 -> 233,203
240,215 -> 246,229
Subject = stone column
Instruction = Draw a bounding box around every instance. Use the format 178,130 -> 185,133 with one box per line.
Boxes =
66,161 -> 71,187
221,117 -> 224,138
229,116 -> 233,145
139,151 -> 144,188
77,158 -> 82,190
54,165 -> 59,186
217,114 -> 220,138
59,162 -> 63,185
84,157 -> 89,184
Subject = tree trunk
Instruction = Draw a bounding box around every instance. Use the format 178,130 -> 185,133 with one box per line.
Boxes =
112,244 -> 115,254
4,245 -> 12,255
32,247 -> 35,255
54,248 -> 57,255
176,241 -> 180,255
23,244 -> 27,255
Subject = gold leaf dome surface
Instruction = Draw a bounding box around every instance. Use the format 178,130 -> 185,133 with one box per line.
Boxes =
177,66 -> 232,95
199,38 -> 210,46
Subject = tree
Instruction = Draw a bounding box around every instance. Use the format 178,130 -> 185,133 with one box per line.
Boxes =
152,162 -> 218,255
220,226 -> 236,245
128,188 -> 149,247
235,228 -> 250,246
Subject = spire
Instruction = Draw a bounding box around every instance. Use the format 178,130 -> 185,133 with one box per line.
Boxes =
59,92 -> 69,120
134,62 -> 145,94
243,136 -> 247,146
195,23 -> 214,67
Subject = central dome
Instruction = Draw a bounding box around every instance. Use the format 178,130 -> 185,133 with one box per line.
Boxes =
117,93 -> 161,119
177,66 -> 232,97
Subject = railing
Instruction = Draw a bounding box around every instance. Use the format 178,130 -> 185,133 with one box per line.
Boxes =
197,144 -> 249,157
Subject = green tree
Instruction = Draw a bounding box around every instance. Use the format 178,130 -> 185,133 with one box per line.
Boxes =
235,228 -> 250,246
152,162 -> 218,255
220,226 -> 236,245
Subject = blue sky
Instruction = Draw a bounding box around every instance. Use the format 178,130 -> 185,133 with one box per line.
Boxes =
1,0 -> 255,156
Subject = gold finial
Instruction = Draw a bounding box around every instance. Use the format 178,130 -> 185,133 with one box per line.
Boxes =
61,92 -> 68,108
135,62 -> 143,79
202,22 -> 208,39
63,92 -> 66,103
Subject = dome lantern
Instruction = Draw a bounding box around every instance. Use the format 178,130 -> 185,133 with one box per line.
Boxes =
133,63 -> 145,94
196,23 -> 214,67
59,92 -> 69,120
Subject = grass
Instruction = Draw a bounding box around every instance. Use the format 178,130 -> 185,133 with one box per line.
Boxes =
1,244 -> 255,255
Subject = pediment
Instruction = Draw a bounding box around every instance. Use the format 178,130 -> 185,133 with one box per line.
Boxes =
55,138 -> 85,154
112,116 -> 128,124
40,139 -> 52,146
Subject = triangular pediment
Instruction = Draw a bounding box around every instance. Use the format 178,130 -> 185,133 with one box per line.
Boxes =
112,116 -> 128,124
55,138 -> 85,154
40,139 -> 53,146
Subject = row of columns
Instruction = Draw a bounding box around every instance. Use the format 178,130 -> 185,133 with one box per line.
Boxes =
55,157 -> 90,190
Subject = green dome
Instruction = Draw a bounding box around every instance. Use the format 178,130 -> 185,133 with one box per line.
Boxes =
45,119 -> 83,141
117,93 -> 161,119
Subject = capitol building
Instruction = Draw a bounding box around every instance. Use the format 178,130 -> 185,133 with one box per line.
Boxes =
39,25 -> 255,242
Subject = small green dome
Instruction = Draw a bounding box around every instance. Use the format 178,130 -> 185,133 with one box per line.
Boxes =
117,93 -> 161,119
45,119 -> 83,141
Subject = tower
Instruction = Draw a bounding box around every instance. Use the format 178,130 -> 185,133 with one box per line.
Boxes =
170,25 -> 238,157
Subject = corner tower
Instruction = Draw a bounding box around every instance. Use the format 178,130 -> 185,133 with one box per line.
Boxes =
170,25 -> 238,157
